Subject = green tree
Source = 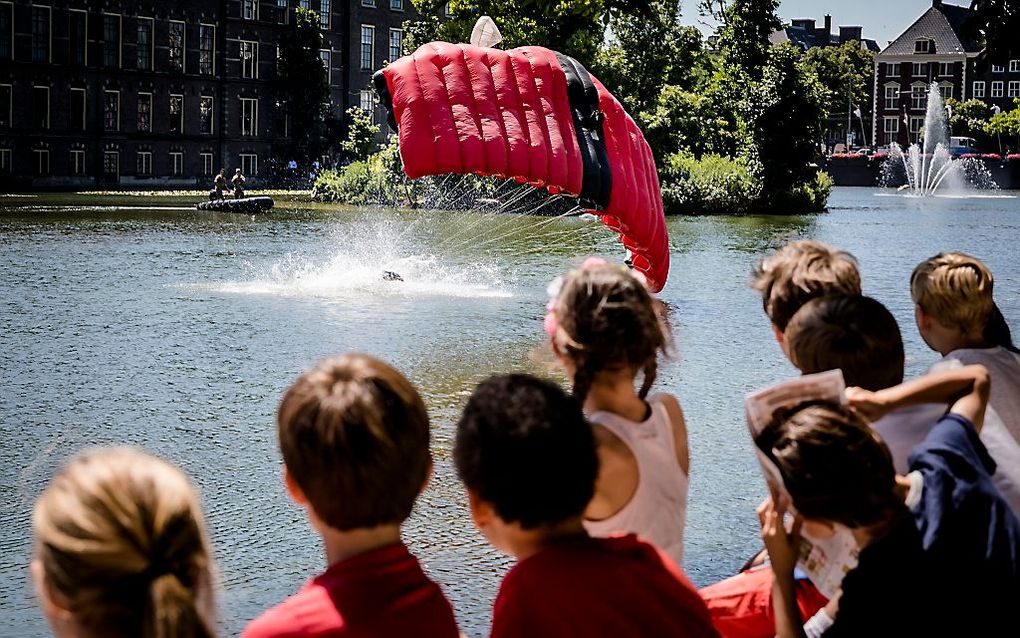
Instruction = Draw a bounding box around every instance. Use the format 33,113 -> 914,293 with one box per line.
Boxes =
801,42 -> 875,145
945,98 -> 993,145
749,42 -> 826,205
276,8 -> 331,165
593,1 -> 707,115
967,0 -> 1020,65
985,98 -> 1020,151
340,107 -> 381,162
716,0 -> 781,79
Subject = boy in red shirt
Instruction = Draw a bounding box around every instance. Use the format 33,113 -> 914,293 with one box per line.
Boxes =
243,354 -> 459,638
454,374 -> 719,638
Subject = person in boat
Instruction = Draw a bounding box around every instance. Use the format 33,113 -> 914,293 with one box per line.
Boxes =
232,168 -> 247,199
210,169 -> 227,200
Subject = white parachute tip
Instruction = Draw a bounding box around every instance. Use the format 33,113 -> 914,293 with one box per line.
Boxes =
470,16 -> 503,49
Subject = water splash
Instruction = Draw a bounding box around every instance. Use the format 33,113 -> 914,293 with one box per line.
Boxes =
186,216 -> 514,299
881,83 -> 998,196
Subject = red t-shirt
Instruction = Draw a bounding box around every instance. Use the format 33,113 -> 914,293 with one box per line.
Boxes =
491,534 -> 720,638
242,543 -> 459,638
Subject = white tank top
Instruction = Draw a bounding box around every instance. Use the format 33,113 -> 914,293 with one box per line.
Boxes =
583,394 -> 689,566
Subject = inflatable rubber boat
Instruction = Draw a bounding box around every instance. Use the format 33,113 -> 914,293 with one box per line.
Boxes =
196,196 -> 274,213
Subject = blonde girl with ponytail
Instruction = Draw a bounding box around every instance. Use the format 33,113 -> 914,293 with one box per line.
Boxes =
31,448 -> 217,638
547,259 -> 691,567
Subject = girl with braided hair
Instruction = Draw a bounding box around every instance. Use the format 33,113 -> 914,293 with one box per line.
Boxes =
546,258 -> 690,566
31,448 -> 218,638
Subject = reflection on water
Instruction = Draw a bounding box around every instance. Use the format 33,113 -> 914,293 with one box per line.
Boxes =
2,188 -> 1019,637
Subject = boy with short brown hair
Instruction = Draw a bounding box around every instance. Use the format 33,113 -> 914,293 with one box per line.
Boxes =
751,240 -> 861,352
243,354 -> 459,638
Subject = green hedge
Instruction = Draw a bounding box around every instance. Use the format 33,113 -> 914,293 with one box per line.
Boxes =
661,153 -> 761,215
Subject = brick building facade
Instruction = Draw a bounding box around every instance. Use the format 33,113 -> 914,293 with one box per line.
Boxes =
873,0 -> 1020,148
0,0 -> 414,188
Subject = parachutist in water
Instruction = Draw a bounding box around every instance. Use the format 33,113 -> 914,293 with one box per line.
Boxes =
382,271 -> 404,282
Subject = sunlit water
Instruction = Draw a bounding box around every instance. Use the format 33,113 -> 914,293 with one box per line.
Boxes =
2,188 -> 1019,637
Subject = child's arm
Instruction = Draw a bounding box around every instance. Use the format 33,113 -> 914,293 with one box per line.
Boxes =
758,498 -> 807,638
846,365 -> 991,432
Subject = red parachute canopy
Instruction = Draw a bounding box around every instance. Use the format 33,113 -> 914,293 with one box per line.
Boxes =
375,42 -> 670,293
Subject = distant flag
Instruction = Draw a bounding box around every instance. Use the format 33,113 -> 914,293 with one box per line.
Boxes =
946,104 -> 953,119
854,107 -> 862,119
993,105 -> 1002,116
903,111 -> 909,126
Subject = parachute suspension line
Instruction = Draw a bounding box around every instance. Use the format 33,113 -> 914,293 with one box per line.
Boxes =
455,198 -> 583,254
430,182 -> 551,254
436,190 -> 573,255
427,181 -> 537,253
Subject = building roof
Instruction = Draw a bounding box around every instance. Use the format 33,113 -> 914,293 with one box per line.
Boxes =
770,27 -> 880,52
881,2 -> 980,56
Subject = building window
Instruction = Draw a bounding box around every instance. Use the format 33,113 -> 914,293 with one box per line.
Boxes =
242,0 -> 258,20
70,149 -> 85,176
71,88 -> 86,131
169,21 -> 185,72
104,90 -> 120,131
200,96 -> 214,134
137,92 -> 152,132
104,150 -> 119,176
170,152 -> 183,176
360,89 -> 374,112
137,18 -> 153,70
34,149 -> 50,176
320,49 -> 331,82
32,5 -> 50,63
33,86 -> 50,129
1009,81 -> 1020,98
992,81 -> 1004,98
241,40 -> 258,78
300,0 -> 309,8
914,38 -> 931,54
911,84 -> 926,110
362,0 -> 376,7
444,2 -> 453,17
391,0 -> 403,10
992,64 -> 1004,73
240,98 -> 258,135
199,24 -> 215,75
884,85 -> 899,110
912,62 -> 926,77
320,0 -> 331,28
137,150 -> 152,175
201,152 -> 214,176
0,3 -> 11,60
909,116 -> 924,142
938,62 -> 953,77
69,10 -> 87,65
0,148 -> 11,173
1011,60 -> 1019,73
104,14 -> 121,68
0,84 -> 11,128
361,25 -> 374,70
240,153 -> 257,176
170,94 -> 184,133
939,84 -> 953,101
974,81 -> 986,98
883,116 -> 899,144
389,28 -> 403,61
885,62 -> 900,77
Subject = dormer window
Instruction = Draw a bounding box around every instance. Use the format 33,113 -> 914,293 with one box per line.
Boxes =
914,38 -> 933,54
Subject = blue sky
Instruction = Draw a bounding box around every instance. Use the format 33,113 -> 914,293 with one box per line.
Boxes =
681,0 -> 951,48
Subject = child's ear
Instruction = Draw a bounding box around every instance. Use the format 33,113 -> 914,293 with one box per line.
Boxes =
466,490 -> 493,530
282,466 -> 308,506
31,559 -> 72,624
772,324 -> 789,354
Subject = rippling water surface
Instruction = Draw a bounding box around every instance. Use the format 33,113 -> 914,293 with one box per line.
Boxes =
2,188 -> 1018,636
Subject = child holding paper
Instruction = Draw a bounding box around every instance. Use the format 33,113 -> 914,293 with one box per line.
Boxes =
758,365 -> 1020,637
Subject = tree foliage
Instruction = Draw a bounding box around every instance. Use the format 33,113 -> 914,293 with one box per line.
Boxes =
801,41 -> 876,134
340,107 -> 382,162
716,0 -> 781,79
985,98 -> 1020,147
967,0 -> 1020,65
276,8 -> 331,165
945,98 -> 994,144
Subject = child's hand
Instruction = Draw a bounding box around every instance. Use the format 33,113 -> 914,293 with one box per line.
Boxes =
757,497 -> 801,577
845,386 -> 890,422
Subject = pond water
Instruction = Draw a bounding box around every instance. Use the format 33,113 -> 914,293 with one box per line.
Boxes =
2,187 -> 1019,637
